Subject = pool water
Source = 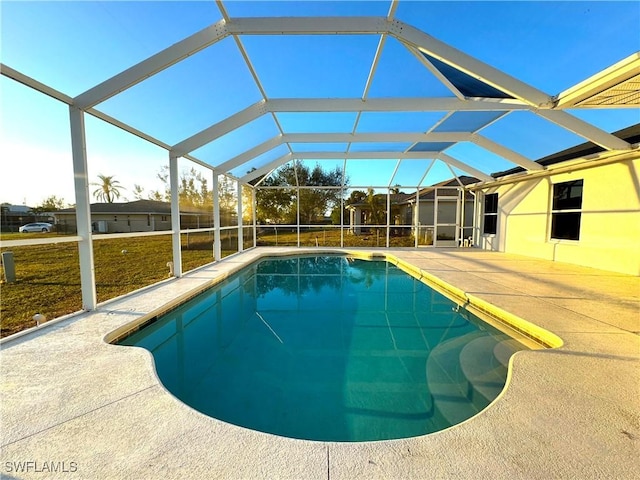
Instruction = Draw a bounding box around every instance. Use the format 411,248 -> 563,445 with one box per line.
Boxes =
119,255 -> 527,441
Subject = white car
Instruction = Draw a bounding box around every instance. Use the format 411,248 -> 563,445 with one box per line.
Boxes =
19,222 -> 53,233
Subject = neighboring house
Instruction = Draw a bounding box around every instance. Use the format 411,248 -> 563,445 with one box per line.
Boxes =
471,123 -> 640,276
0,204 -> 55,232
346,192 -> 413,235
54,200 -> 216,234
346,176 -> 479,246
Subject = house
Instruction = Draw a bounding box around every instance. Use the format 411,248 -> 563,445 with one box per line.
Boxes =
471,123 -> 640,275
346,192 -> 413,235
54,200 -> 215,234
346,176 -> 479,246
0,204 -> 55,232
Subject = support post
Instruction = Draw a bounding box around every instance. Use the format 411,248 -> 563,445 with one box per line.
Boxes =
296,185 -> 301,247
459,188 -> 465,246
415,188 -> 420,248
252,188 -> 257,248
237,180 -> 243,252
69,106 -> 97,310
386,189 -> 391,248
213,173 -> 222,260
169,154 -> 182,277
340,186 -> 345,247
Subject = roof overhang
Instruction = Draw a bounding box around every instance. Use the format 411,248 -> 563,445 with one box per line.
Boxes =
555,52 -> 640,108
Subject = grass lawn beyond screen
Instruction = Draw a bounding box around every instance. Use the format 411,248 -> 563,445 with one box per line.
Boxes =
0,228 -> 415,337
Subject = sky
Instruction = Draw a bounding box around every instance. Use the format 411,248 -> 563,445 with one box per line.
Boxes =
1,0 -> 639,207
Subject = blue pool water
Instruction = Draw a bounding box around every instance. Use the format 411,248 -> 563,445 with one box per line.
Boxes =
119,255 -> 526,441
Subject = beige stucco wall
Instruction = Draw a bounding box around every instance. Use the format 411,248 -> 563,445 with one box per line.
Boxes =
478,157 -> 640,276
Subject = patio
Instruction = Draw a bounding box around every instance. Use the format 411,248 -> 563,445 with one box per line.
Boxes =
1,248 -> 638,479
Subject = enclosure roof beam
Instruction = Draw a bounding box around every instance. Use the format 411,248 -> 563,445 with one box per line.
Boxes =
171,100 -> 268,156
240,153 -> 293,183
471,134 -> 543,171
83,108 -> 216,173
391,20 -> 553,107
405,44 -> 466,100
226,16 -> 389,35
212,135 -> 283,172
1,63 -> 73,105
73,19 -> 230,109
266,97 -> 528,112
291,151 -> 442,160
282,132 -> 470,143
437,153 -> 493,182
534,109 -> 632,151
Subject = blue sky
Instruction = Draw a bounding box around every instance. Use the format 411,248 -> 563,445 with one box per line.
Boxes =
1,1 -> 639,206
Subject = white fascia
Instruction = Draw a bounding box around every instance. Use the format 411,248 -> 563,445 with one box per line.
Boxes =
73,19 -> 230,109
392,20 -> 553,107
437,153 -> 494,182
171,100 -> 268,156
554,52 -> 640,108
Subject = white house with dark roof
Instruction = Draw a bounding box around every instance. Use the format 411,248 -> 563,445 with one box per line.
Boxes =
346,176 -> 479,246
54,200 -> 214,234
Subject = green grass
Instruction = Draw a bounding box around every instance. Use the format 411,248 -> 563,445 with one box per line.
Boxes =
0,227 -> 416,337
0,233 -> 234,337
257,227 -> 416,248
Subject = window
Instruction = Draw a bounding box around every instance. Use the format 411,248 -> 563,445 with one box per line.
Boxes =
483,193 -> 498,234
551,180 -> 583,240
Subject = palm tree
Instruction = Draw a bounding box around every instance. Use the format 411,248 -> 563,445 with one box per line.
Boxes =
92,174 -> 124,203
366,188 -> 384,226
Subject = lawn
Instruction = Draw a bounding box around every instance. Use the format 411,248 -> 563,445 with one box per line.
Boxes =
0,232 -> 229,337
257,226 -> 417,248
0,227 -> 416,337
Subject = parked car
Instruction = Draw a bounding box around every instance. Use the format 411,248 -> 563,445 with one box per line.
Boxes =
19,222 -> 53,233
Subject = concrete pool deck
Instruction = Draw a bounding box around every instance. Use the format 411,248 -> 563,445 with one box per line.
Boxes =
1,247 -> 638,479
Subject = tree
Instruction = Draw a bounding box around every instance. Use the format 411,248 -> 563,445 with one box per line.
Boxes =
132,184 -> 145,200
346,190 -> 367,205
151,166 -> 213,210
92,174 -> 124,203
366,188 -> 385,226
255,161 -> 346,224
31,195 -> 67,213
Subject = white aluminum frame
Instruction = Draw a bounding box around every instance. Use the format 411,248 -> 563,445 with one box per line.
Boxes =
1,1 -> 635,314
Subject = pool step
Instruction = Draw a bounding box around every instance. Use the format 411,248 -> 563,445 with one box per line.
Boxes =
458,337 -> 521,403
426,333 -> 521,426
425,332 -> 486,425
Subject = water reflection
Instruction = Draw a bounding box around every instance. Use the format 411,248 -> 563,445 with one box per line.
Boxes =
120,255 -> 525,441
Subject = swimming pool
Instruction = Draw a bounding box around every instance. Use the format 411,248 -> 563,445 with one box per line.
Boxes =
118,254 -> 531,441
